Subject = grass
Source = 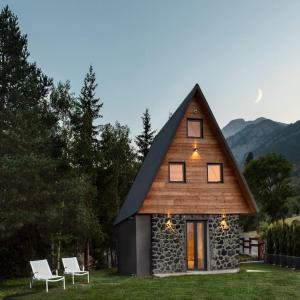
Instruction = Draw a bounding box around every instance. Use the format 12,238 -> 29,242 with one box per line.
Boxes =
1,263 -> 300,300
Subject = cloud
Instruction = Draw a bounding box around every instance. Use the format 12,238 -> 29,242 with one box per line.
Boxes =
254,89 -> 263,104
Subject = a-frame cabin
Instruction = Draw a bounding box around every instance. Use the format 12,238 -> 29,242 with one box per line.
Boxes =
114,84 -> 258,276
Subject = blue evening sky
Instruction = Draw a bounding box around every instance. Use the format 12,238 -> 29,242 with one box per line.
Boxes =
5,0 -> 300,136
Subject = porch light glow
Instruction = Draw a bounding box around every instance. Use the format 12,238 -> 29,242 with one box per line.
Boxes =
220,214 -> 229,231
193,147 -> 199,153
165,214 -> 174,232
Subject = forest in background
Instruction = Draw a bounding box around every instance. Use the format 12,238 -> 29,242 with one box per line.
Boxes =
0,6 -> 156,277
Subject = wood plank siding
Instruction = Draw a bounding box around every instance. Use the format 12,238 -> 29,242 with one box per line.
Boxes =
138,97 -> 253,215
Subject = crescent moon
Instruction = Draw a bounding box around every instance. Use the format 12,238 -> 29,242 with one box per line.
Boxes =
255,89 -> 263,103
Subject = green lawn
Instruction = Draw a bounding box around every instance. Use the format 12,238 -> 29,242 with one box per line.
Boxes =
1,263 -> 300,300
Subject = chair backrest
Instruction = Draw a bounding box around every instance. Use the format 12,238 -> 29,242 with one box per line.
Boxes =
62,257 -> 80,272
29,260 -> 52,279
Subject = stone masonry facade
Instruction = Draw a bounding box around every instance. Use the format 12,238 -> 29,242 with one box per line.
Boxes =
151,214 -> 240,274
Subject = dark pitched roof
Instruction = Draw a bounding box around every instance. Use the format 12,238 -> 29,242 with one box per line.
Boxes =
114,84 -> 258,225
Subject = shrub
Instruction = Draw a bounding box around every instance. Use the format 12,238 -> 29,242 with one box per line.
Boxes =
266,223 -> 300,257
266,227 -> 274,254
279,223 -> 288,255
293,224 -> 300,257
286,225 -> 294,256
273,224 -> 281,255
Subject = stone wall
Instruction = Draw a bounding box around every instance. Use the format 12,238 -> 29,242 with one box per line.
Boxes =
152,214 -> 186,274
208,215 -> 240,270
151,214 -> 240,274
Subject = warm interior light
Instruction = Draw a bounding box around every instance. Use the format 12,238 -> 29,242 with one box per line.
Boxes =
207,164 -> 222,182
220,214 -> 229,231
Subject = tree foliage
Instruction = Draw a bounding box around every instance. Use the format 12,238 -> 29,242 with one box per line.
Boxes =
135,108 -> 156,160
244,152 -> 254,167
244,153 -> 294,222
266,223 -> 300,256
96,123 -> 138,264
0,6 -> 138,277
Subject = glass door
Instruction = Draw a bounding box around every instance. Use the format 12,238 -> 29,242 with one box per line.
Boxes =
186,221 -> 207,270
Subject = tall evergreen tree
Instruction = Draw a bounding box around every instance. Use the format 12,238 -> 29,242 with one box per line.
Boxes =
97,122 -> 138,267
244,152 -> 254,167
0,6 -> 57,276
0,5 -> 53,155
135,109 -> 156,160
71,66 -> 103,268
72,66 -> 103,171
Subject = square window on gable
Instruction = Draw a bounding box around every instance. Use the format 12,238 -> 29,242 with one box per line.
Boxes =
187,119 -> 203,138
207,163 -> 223,183
169,162 -> 186,183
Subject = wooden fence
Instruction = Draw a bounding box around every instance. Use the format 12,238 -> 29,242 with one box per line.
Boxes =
240,237 -> 265,260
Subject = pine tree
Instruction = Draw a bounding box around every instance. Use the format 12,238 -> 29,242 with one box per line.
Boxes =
0,6 -> 53,155
0,6 -> 58,276
97,122 -> 138,267
244,152 -> 254,167
72,66 -> 103,171
71,66 -> 103,268
135,109 -> 156,160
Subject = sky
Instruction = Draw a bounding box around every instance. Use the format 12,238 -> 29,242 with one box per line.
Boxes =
5,0 -> 300,136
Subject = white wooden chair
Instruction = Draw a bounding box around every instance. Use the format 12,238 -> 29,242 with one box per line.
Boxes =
29,259 -> 65,292
62,257 -> 89,284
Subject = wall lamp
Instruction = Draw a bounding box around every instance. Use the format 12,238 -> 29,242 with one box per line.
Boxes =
165,213 -> 174,232
220,214 -> 229,231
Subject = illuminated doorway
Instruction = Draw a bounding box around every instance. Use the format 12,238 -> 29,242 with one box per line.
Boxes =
186,221 -> 207,270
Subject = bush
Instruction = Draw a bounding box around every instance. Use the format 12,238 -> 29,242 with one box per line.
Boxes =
293,225 -> 300,257
266,227 -> 274,254
266,223 -> 300,257
279,223 -> 288,255
273,225 -> 281,255
287,225 -> 294,256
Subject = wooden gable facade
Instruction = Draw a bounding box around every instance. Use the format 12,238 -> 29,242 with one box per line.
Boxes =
114,84 -> 257,226
139,95 -> 254,215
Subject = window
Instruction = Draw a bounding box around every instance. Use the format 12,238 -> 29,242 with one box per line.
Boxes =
207,163 -> 223,183
187,118 -> 203,138
169,162 -> 186,183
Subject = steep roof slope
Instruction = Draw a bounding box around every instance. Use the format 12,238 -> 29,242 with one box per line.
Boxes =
114,84 -> 257,225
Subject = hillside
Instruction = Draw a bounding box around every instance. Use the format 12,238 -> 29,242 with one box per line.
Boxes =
256,121 -> 300,177
222,117 -> 300,183
225,119 -> 286,165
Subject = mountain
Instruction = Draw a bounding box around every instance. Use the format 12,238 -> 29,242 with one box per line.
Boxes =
222,117 -> 266,138
224,119 -> 286,165
222,117 -> 300,182
256,121 -> 300,177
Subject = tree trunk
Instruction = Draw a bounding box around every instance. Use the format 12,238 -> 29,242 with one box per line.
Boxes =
107,248 -> 112,268
84,239 -> 90,270
51,235 -> 55,269
110,249 -> 113,268
57,234 -> 61,271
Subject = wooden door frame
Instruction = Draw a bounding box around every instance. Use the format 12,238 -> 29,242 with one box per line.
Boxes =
185,220 -> 207,271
